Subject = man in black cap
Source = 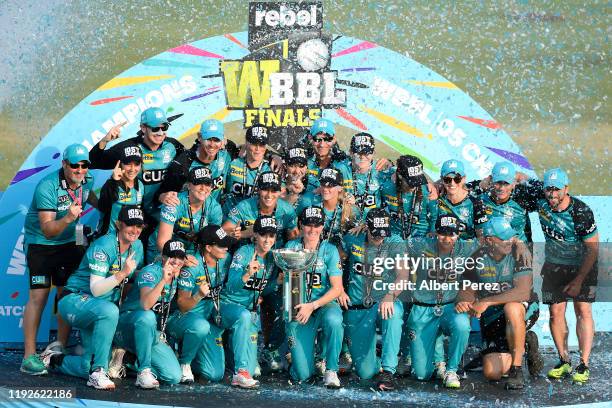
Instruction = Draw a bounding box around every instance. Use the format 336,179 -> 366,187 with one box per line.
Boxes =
223,171 -> 299,247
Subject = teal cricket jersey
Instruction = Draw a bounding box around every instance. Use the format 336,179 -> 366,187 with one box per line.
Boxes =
120,262 -> 178,316
107,179 -> 145,234
380,180 -> 436,238
342,233 -> 404,306
64,232 -> 145,303
176,252 -> 231,315
140,140 -> 180,219
223,157 -> 271,212
432,195 -> 488,240
464,249 -> 533,325
224,196 -> 297,247
188,150 -> 231,202
24,170 -> 95,246
221,244 -> 278,309
296,192 -> 361,238
407,237 -> 479,304
149,191 -> 223,254
334,159 -> 391,215
284,239 -> 342,303
536,197 -> 598,266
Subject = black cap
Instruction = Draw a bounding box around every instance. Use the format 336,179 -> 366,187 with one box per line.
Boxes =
118,205 -> 145,226
245,124 -> 269,145
366,208 -> 390,237
286,147 -> 308,165
397,155 -> 427,187
257,171 -> 281,191
254,216 -> 278,235
197,225 -> 237,248
435,214 -> 461,236
188,166 -> 213,185
299,206 -> 325,226
119,144 -> 142,164
319,168 -> 343,187
350,132 -> 375,155
162,239 -> 187,259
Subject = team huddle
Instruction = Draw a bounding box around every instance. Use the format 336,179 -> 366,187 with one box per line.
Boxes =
20,108 -> 599,393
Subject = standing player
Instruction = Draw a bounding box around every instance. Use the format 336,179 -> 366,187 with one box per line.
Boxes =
158,119 -> 234,203
339,209 -> 405,391
223,125 -> 273,213
21,144 -> 97,375
97,144 -> 143,235
457,217 -> 543,389
89,107 -> 184,234
148,166 -> 222,261
220,216 -> 279,388
285,206 -> 344,388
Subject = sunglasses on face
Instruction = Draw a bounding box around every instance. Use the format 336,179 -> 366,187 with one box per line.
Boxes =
313,135 -> 334,143
147,123 -> 169,133
545,187 -> 561,193
68,162 -> 90,169
443,175 -> 463,184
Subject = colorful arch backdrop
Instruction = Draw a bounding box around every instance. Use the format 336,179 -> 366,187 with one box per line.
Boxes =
0,32 -> 534,343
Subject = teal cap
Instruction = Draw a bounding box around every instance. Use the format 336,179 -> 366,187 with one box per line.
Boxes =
310,118 -> 335,136
440,159 -> 465,177
491,161 -> 516,184
62,144 -> 89,164
484,217 -> 516,241
140,107 -> 168,127
543,168 -> 569,189
199,119 -> 224,140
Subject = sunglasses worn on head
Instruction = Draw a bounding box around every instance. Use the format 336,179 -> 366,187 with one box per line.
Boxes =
443,175 -> 463,184
148,123 -> 169,133
68,162 -> 90,169
313,135 -> 334,143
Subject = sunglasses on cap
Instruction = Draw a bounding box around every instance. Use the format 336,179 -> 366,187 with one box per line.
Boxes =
68,162 -> 90,169
443,175 -> 463,184
313,135 -> 334,143
147,123 -> 169,133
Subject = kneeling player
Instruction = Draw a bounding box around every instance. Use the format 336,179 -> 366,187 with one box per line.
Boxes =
457,217 -> 543,390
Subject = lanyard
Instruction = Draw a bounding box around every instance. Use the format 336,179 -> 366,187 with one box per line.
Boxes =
115,233 -> 132,306
301,239 -> 321,303
322,203 -> 340,242
66,186 -> 83,218
187,195 -> 206,233
251,252 -> 273,313
158,274 -> 177,341
203,258 -> 221,316
398,187 -> 418,240
242,159 -> 264,199
351,164 -> 373,212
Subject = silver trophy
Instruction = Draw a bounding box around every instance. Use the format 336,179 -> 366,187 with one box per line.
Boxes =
272,248 -> 317,322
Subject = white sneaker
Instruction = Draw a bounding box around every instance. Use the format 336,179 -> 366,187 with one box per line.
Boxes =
435,361 -> 447,380
315,359 -> 326,376
231,369 -> 259,389
135,368 -> 159,389
338,352 -> 353,374
323,370 -> 340,388
108,348 -> 126,379
396,355 -> 412,376
180,363 -> 194,384
87,368 -> 116,390
444,371 -> 460,389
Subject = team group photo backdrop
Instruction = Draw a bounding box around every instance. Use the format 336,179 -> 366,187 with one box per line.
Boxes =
0,1 -> 609,407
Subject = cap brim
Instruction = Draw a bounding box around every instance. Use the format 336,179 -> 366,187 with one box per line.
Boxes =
287,158 -> 307,165
442,171 -> 465,177
255,227 -> 278,235
218,236 -> 237,248
352,147 -> 375,155
320,179 -> 340,187
121,157 -> 142,164
436,227 -> 459,236
301,218 -> 324,226
258,183 -> 281,191
201,133 -> 224,140
122,219 -> 145,227
190,179 -> 213,185
164,250 -> 187,259
492,176 -> 514,184
402,174 -> 427,187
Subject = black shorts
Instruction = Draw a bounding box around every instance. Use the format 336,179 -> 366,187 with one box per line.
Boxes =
541,262 -> 598,304
481,300 -> 540,355
26,242 -> 85,289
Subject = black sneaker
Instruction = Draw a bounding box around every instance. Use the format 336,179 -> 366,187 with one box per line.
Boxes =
505,366 -> 524,390
376,370 -> 396,392
525,330 -> 544,376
